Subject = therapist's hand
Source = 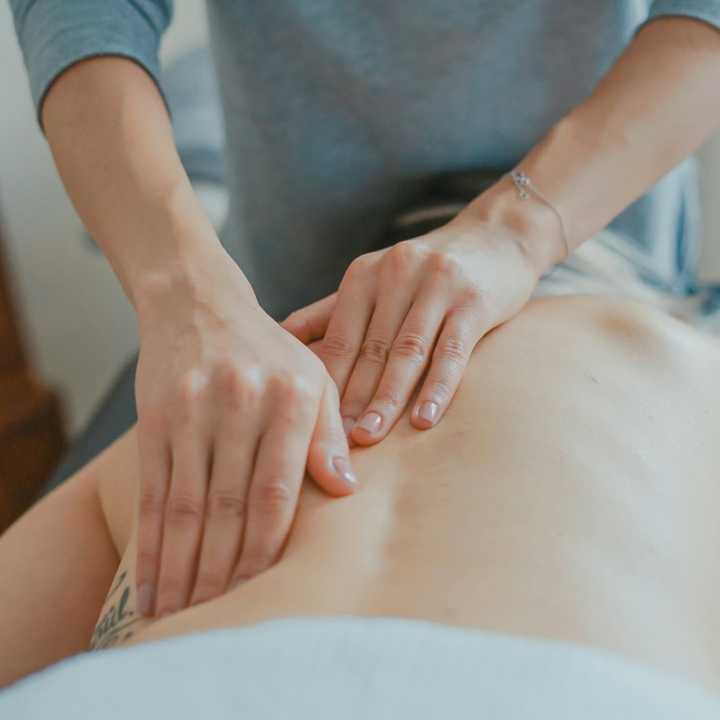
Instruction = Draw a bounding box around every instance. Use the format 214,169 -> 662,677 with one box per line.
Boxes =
133,247 -> 357,618
281,191 -> 559,445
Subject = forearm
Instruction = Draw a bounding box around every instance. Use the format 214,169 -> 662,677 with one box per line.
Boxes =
42,57 -> 249,310
468,16 -> 720,275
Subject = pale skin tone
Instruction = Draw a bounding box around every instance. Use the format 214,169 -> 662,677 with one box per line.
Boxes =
40,16 -> 720,620
1,292 -> 720,692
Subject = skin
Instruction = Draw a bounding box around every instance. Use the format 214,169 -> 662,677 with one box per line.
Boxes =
1,293 -> 719,693
42,62 -> 356,622
283,17 -> 720,449
39,15 -> 720,622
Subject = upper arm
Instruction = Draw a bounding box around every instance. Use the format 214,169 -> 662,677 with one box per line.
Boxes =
9,0 -> 174,126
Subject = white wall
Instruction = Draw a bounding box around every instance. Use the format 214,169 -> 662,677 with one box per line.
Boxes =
0,3 -> 719,437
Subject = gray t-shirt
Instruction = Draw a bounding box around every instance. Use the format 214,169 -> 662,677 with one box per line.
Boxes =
11,0 -> 720,318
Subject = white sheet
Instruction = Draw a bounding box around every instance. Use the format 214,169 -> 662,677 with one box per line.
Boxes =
2,617 -> 719,719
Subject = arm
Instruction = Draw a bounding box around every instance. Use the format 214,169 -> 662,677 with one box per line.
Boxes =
470,14 -> 720,275
283,13 -> 720,451
42,56 -> 243,312
42,56 -> 356,617
13,0 -> 358,621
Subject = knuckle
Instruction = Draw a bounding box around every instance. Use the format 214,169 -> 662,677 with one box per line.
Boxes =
216,362 -> 264,409
345,254 -> 373,280
391,332 -> 428,363
176,369 -> 209,407
207,490 -> 247,519
386,241 -> 420,273
214,359 -> 243,393
321,332 -> 355,360
256,478 -> 292,516
137,548 -> 159,570
437,335 -> 468,366
429,251 -> 462,279
372,387 -> 402,410
268,372 -> 315,404
425,377 -> 454,404
359,336 -> 390,365
139,488 -> 165,516
166,492 -> 204,522
456,286 -> 486,314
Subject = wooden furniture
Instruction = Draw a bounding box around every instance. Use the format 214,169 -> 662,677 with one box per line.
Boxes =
0,214 -> 65,534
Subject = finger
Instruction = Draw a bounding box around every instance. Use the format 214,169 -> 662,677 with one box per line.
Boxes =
343,242 -> 423,440
306,377 -> 358,495
411,304 -> 483,431
228,380 -> 320,585
341,287 -> 415,440
135,420 -> 172,618
317,254 -> 379,398
188,412 -> 260,607
155,425 -> 212,617
281,293 -> 338,344
350,277 -> 449,445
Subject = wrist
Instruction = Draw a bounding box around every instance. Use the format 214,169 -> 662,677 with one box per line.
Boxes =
119,184 -> 255,317
134,241 -> 258,327
459,175 -> 566,276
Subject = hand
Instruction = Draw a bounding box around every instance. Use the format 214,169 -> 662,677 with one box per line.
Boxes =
281,199 -> 549,446
133,247 -> 357,618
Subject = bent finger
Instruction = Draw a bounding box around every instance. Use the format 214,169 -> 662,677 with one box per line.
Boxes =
342,293 -> 415,441
351,281 -> 448,445
135,425 -> 171,618
307,377 -> 358,495
412,307 -> 483,430
229,384 -> 319,585
281,292 -> 338,345
155,428 -> 211,617
189,416 -> 259,606
317,255 -> 378,396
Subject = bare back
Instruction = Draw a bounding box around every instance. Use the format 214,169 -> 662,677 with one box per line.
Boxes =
91,295 -> 720,693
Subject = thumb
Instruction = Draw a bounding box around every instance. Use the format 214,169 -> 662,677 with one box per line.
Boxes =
281,292 -> 338,344
306,376 -> 358,496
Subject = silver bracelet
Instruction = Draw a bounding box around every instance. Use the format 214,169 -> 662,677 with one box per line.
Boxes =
508,169 -> 570,260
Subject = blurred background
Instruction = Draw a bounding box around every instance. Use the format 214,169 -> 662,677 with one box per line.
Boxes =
1,0 -> 720,442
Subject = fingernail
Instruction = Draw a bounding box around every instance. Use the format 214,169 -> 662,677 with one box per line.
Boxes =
332,455 -> 358,485
356,411 -> 382,434
342,416 -> 356,436
137,583 -> 155,617
418,401 -> 439,424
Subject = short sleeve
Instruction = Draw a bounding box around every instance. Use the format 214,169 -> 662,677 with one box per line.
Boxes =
9,0 -> 174,128
644,0 -> 720,31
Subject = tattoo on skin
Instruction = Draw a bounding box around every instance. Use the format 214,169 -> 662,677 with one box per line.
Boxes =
89,570 -> 141,651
